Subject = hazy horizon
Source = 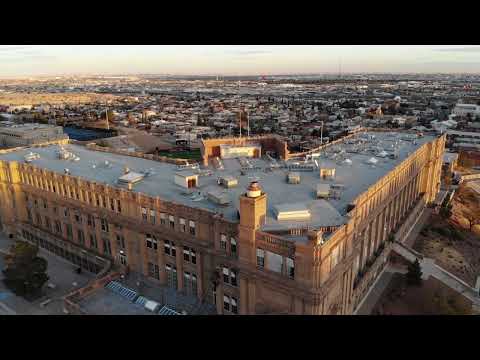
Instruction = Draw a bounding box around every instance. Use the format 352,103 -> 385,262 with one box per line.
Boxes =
0,45 -> 479,77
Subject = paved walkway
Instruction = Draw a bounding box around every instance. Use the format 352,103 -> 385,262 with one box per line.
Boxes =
392,242 -> 480,307
355,268 -> 394,315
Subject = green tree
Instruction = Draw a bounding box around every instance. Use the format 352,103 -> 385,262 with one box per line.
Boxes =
406,259 -> 423,286
2,241 -> 49,298
439,204 -> 453,219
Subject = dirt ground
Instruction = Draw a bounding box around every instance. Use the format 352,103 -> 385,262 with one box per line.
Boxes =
0,92 -> 118,106
372,273 -> 472,315
412,213 -> 480,287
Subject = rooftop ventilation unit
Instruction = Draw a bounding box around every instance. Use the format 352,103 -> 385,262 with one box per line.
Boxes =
118,171 -> 145,185
207,189 -> 230,205
320,167 -> 336,179
274,203 -> 311,221
366,157 -> 378,165
287,172 -> 301,184
288,162 -> 315,172
24,152 -> 40,162
177,162 -> 200,171
317,183 -> 331,199
218,176 -> 238,188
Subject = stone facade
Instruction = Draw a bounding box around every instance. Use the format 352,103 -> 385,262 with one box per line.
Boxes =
0,131 -> 446,314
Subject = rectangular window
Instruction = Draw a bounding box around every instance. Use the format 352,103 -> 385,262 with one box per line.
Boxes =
191,248 -> 196,264
150,209 -> 155,224
96,195 -> 100,207
103,238 -> 112,256
231,297 -> 238,314
44,217 -> 51,231
101,219 -> 109,233
110,198 -> 115,211
65,224 -> 73,240
74,213 -> 82,223
146,234 -> 157,250
286,258 -> 295,279
78,229 -> 85,246
256,248 -> 265,268
116,234 -> 125,249
164,240 -> 171,255
117,199 -> 121,213
189,220 -> 196,236
192,274 -> 198,295
160,212 -> 167,225
230,269 -> 237,287
141,207 -> 147,222
223,267 -> 230,284
26,208 -> 32,222
220,234 -> 227,250
223,295 -> 230,312
87,215 -> 95,228
148,262 -> 156,279
43,200 -> 48,209
166,264 -> 177,289
164,240 -> 176,257
54,220 -> 61,234
180,218 -> 186,232
90,234 -> 98,249
53,206 -> 58,215
230,237 -> 237,256
169,215 -> 175,229
183,247 -> 190,262
183,271 -> 191,294
64,207 -> 69,218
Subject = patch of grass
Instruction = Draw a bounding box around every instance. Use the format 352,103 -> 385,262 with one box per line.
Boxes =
157,150 -> 201,160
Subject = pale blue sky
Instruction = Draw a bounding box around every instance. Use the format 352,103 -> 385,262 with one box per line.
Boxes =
0,45 -> 479,77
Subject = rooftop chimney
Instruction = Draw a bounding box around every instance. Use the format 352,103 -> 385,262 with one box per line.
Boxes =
247,181 -> 262,198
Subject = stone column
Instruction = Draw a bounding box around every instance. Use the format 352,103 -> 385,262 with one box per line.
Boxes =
239,276 -> 248,315
139,234 -> 148,277
196,251 -> 204,299
217,283 -> 224,314
401,187 -> 408,218
370,218 -> 377,256
157,239 -> 167,286
175,244 -> 184,291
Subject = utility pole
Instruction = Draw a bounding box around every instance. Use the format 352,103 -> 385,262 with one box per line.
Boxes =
239,111 -> 242,138
105,105 -> 110,131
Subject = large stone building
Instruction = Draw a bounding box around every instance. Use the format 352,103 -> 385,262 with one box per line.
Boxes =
0,130 -> 445,314
0,123 -> 68,148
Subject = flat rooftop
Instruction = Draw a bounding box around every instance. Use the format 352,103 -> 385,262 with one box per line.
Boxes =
0,123 -> 61,133
0,131 -> 436,235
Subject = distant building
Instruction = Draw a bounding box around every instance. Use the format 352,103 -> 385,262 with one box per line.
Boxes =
452,103 -> 480,117
0,123 -> 68,148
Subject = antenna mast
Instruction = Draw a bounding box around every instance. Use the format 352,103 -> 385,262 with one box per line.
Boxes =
105,105 -> 110,130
